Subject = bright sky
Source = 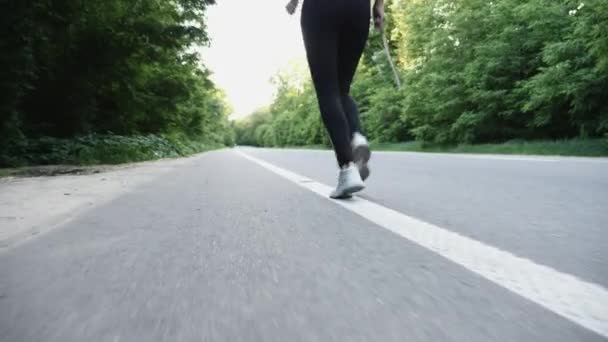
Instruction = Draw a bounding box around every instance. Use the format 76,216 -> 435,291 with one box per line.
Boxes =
200,1 -> 307,119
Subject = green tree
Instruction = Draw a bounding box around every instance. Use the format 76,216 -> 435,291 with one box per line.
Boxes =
1,0 -> 232,165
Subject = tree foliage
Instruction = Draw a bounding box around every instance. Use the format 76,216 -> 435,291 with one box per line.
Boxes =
0,0 -> 232,165
236,0 -> 607,146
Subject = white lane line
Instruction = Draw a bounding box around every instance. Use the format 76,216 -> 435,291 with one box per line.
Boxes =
235,149 -> 608,338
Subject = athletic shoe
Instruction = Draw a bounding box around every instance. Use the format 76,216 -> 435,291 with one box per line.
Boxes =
330,162 -> 365,199
351,132 -> 371,181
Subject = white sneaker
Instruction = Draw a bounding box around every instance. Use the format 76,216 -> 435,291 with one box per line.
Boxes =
351,132 -> 371,181
330,163 -> 365,199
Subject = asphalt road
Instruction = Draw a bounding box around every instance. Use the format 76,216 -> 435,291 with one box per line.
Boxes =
1,148 -> 607,341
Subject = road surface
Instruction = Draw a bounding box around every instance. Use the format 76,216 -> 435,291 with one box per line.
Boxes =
1,148 -> 607,341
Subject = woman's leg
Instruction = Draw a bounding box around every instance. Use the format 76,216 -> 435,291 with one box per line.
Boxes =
341,96 -> 363,137
338,0 -> 370,137
301,0 -> 353,167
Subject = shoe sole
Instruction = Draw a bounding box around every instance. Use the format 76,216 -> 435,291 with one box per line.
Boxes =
330,184 -> 365,199
353,144 -> 371,181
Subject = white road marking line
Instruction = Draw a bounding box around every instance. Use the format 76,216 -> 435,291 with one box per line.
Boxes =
235,149 -> 608,338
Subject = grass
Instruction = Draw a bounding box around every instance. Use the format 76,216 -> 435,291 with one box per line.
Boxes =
267,139 -> 608,157
0,168 -> 16,178
1,134 -> 227,169
372,139 -> 608,157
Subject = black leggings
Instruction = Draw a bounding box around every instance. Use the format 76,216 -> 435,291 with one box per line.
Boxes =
301,0 -> 370,167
